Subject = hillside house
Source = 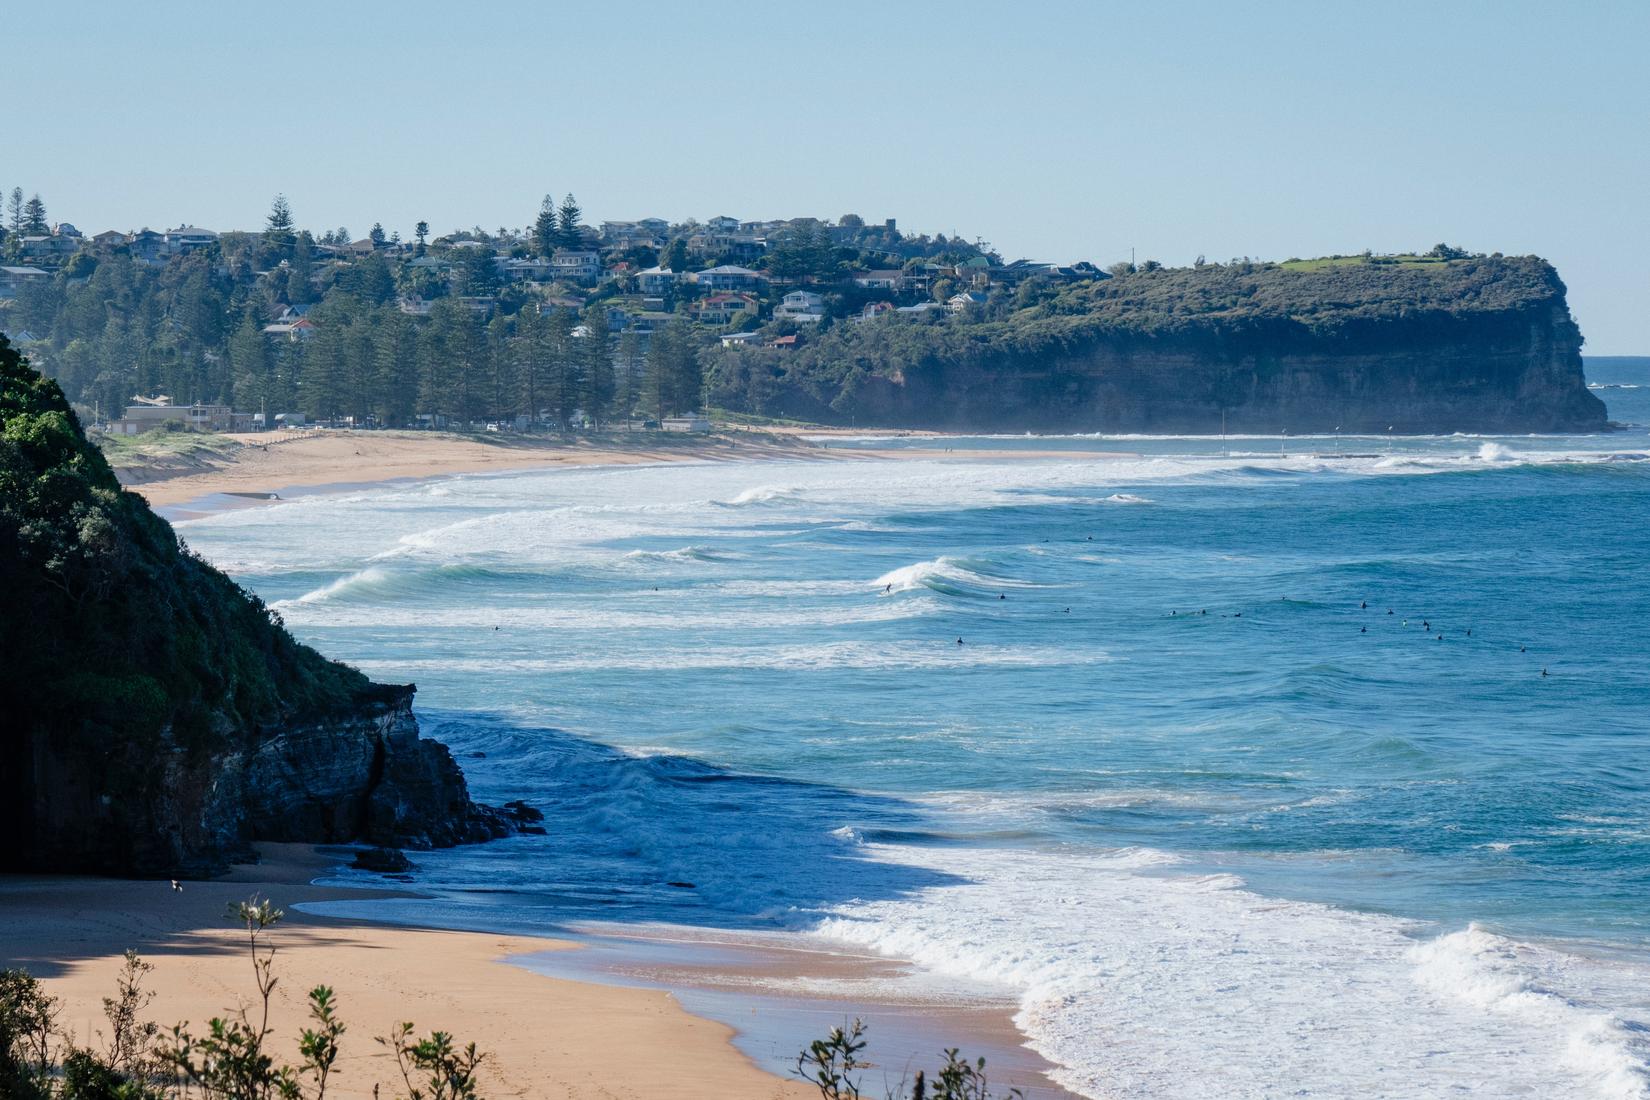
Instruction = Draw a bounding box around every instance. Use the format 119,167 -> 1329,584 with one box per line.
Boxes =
20,236 -> 78,264
853,270 -> 906,291
0,266 -> 49,297
947,291 -> 987,314
164,225 -> 218,254
775,290 -> 826,323
695,265 -> 767,292
690,291 -> 760,326
636,266 -> 680,296
262,318 -> 317,341
551,248 -> 603,282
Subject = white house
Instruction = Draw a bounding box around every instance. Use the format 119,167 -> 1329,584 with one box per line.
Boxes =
662,414 -> 712,433
775,289 -> 826,323
853,270 -> 906,291
947,291 -> 987,314
695,264 -> 767,292
550,249 -> 603,282
636,266 -> 680,295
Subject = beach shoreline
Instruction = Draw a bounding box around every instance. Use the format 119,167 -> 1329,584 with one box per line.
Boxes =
0,844 -> 814,1099
107,426 -> 1144,514
1,844 -> 1071,1099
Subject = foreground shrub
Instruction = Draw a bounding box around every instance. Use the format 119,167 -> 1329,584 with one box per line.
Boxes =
0,897 -> 490,1099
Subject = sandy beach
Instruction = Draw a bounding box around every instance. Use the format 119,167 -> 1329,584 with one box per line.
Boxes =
0,845 -> 810,1100
114,428 -> 837,509
108,426 -> 1140,512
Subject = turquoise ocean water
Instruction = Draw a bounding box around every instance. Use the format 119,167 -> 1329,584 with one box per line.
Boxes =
175,360 -> 1650,1098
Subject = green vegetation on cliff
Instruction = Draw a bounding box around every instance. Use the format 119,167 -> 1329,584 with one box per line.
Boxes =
0,333 -> 365,742
2,328 -> 515,874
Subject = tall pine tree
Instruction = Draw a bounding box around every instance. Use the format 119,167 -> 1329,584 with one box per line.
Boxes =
557,194 -> 583,248
21,194 -> 49,235
532,195 -> 558,258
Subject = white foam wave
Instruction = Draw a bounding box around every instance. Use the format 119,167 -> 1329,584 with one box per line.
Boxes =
1104,492 -> 1153,504
621,545 -> 728,564
814,844 -> 1650,1099
723,484 -> 801,506
353,641 -> 1108,674
273,566 -> 393,607
872,556 -> 1041,595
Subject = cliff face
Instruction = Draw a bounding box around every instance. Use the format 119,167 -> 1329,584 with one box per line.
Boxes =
707,255 -> 1609,434
20,685 -> 510,876
0,336 -> 512,876
860,301 -> 1606,434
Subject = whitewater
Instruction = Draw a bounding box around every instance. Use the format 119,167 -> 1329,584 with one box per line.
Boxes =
176,366 -> 1650,1098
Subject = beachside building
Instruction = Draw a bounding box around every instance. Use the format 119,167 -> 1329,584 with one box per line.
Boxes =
111,399 -> 235,435
662,414 -> 712,433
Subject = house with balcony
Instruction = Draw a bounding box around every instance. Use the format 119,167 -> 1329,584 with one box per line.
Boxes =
19,236 -> 78,264
550,248 -> 603,282
690,291 -> 760,327
164,225 -> 218,254
775,289 -> 826,323
695,265 -> 767,292
636,266 -> 680,296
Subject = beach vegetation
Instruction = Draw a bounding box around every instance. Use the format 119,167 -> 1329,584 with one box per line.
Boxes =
0,898 -> 490,1100
796,1019 -> 1024,1100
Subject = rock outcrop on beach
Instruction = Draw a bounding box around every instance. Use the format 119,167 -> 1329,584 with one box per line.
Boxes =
705,254 -> 1608,434
0,335 -> 511,876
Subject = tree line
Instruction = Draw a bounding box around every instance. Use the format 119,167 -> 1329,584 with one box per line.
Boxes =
8,247 -> 707,428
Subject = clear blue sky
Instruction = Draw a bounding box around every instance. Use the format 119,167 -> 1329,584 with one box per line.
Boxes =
12,1 -> 1648,351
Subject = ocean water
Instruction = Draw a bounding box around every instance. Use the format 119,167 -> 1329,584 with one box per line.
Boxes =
175,360 -> 1650,1098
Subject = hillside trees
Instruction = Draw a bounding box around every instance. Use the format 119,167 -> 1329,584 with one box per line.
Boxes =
21,194 -> 49,235
556,193 -> 583,247
532,195 -> 558,258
